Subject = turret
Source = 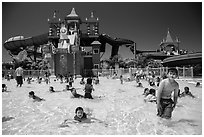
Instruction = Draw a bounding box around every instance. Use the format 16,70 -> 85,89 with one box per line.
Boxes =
48,11 -> 61,39
85,11 -> 99,36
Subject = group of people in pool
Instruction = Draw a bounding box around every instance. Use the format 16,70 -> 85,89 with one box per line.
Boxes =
28,76 -> 97,102
2,68 -> 199,123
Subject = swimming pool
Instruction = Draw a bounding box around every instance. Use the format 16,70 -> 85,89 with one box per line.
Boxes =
2,77 -> 202,135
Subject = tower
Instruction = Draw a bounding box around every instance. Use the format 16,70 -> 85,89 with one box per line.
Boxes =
160,28 -> 180,55
53,8 -> 82,76
85,11 -> 99,36
47,11 -> 61,74
82,11 -> 101,76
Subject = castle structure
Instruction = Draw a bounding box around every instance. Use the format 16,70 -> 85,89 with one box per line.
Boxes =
47,8 -> 101,76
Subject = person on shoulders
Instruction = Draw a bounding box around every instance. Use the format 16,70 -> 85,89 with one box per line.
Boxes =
156,68 -> 179,119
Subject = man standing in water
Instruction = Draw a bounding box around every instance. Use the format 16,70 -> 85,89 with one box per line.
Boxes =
156,68 -> 179,119
15,64 -> 24,87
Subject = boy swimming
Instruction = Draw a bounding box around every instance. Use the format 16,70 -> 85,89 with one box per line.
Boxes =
180,86 -> 195,98
29,91 -> 45,102
74,107 -> 87,122
156,68 -> 179,119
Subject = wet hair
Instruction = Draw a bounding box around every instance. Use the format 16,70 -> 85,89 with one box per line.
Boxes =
49,86 -> 54,91
75,107 -> 84,114
2,84 -> 6,88
168,68 -> 178,76
29,91 -> 35,96
149,88 -> 156,96
66,85 -> 70,90
184,86 -> 189,91
196,82 -> 200,87
87,78 -> 92,84
144,88 -> 149,93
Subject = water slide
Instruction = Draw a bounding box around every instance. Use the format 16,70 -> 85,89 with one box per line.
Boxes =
4,33 -> 135,59
162,52 -> 202,67
4,33 -> 49,56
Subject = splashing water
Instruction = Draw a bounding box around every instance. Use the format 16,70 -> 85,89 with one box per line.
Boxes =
2,77 -> 202,135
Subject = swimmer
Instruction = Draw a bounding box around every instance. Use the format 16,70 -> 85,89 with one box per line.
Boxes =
94,76 -> 99,85
29,91 -> 45,102
2,84 -> 7,92
80,77 -> 85,85
144,88 -> 156,102
195,82 -> 201,87
84,78 -> 94,99
120,75 -> 123,84
156,68 -> 179,119
49,86 -> 55,92
143,88 -> 149,96
136,82 -> 143,87
180,86 -> 195,98
74,107 -> 87,122
70,88 -> 84,98
27,77 -> 32,84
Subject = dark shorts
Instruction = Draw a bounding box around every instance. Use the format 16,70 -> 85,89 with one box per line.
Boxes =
157,98 -> 174,119
84,93 -> 93,99
16,76 -> 23,85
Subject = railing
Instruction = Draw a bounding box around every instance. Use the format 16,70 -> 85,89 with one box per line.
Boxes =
85,66 -> 194,78
2,66 -> 194,79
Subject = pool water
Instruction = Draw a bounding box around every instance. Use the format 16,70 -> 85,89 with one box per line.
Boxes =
2,77 -> 202,135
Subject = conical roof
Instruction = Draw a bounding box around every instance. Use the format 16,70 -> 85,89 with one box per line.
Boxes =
65,8 -> 81,23
67,8 -> 78,17
166,29 -> 174,43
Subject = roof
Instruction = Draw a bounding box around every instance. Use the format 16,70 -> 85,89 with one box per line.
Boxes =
165,30 -> 174,43
65,8 -> 81,22
86,11 -> 99,23
67,8 -> 78,17
48,11 -> 61,23
91,41 -> 101,45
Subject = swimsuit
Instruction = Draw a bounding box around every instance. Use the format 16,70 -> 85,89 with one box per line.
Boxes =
157,98 -> 174,119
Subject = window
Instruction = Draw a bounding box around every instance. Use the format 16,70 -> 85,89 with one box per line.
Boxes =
60,55 -> 65,59
93,49 -> 99,54
94,64 -> 99,69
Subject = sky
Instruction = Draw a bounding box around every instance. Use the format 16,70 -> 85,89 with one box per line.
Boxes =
2,2 -> 202,62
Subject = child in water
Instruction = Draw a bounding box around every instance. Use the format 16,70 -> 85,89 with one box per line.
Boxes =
180,86 -> 195,98
70,88 -> 84,98
2,84 -> 7,92
156,68 -> 179,119
29,91 -> 45,102
49,86 -> 55,92
74,107 -> 87,122
120,75 -> 123,84
80,77 -> 85,85
144,88 -> 156,102
84,78 -> 94,99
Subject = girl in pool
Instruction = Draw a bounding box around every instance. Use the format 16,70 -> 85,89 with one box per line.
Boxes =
84,78 -> 94,99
